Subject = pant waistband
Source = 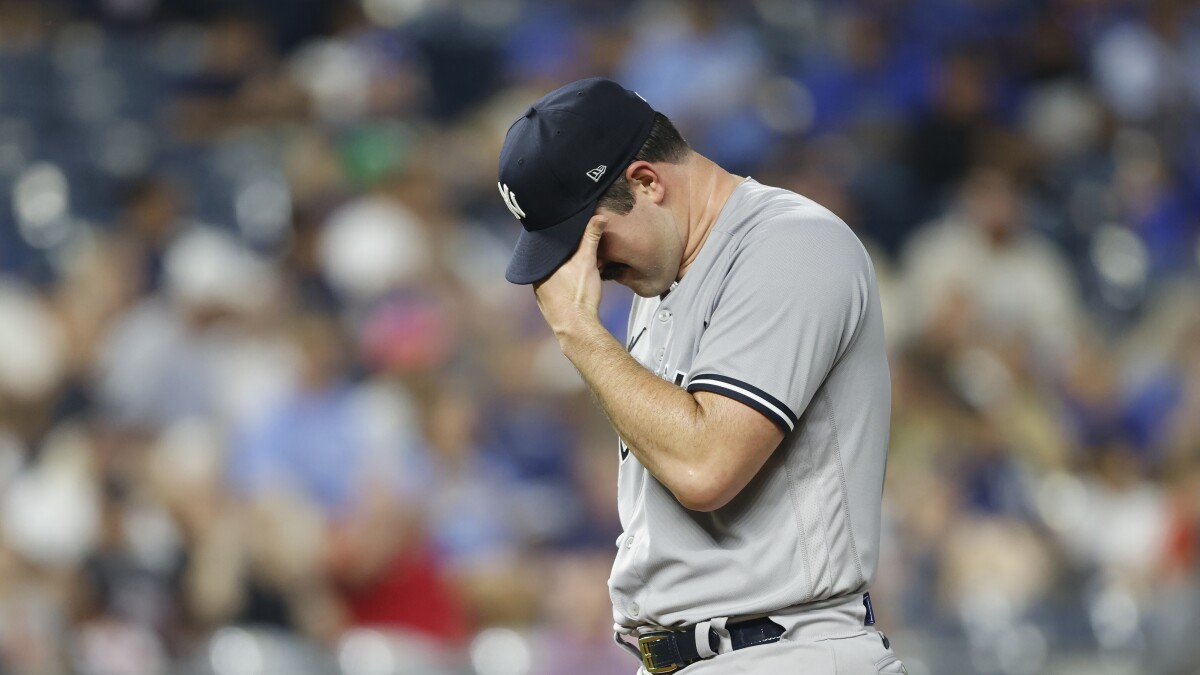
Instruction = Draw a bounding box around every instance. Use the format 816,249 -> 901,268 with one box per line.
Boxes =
766,592 -> 876,642
614,593 -> 878,669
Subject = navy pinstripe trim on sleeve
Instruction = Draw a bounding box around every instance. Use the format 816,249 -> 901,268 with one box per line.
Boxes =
686,373 -> 798,432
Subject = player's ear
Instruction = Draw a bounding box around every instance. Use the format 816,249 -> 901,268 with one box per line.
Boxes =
626,161 -> 665,205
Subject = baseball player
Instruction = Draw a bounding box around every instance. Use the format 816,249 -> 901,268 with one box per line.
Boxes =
500,78 -> 905,674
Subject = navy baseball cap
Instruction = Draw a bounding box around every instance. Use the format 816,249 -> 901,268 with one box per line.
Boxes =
499,78 -> 656,284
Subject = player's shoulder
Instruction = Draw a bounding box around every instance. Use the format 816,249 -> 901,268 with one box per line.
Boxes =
722,179 -> 867,266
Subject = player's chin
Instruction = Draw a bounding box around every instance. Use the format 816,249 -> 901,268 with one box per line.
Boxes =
626,277 -> 671,298
603,265 -> 668,297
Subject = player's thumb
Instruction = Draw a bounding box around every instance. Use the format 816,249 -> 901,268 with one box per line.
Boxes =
580,218 -> 605,257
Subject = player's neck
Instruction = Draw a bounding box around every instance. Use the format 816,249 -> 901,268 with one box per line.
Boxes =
677,155 -> 743,280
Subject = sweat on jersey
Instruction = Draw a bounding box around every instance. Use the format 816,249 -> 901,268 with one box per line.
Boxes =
610,178 -> 891,630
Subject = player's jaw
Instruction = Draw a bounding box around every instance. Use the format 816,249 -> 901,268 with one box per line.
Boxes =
600,260 -> 673,297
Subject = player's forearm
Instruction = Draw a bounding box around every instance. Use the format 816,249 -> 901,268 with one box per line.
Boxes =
558,320 -> 724,509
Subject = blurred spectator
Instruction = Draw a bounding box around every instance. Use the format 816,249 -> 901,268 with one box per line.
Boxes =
901,164 -> 1083,359
616,0 -> 771,171
1090,0 -> 1200,124
902,48 -> 999,222
115,177 -> 184,293
228,313 -> 469,644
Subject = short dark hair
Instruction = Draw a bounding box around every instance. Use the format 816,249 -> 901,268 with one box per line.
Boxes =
596,112 -> 690,215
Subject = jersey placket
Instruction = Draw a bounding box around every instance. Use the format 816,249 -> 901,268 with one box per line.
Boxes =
650,303 -> 675,379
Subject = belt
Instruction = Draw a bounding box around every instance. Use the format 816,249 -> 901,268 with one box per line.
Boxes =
614,593 -> 876,673
615,617 -> 784,674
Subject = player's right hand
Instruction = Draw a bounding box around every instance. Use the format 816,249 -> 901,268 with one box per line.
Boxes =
532,217 -> 606,339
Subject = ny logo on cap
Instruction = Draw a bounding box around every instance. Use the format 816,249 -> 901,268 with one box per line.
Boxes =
498,182 -> 526,220
586,165 -> 607,182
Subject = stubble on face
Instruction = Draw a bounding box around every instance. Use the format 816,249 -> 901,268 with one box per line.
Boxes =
599,242 -> 671,297
599,262 -> 629,282
614,262 -> 674,298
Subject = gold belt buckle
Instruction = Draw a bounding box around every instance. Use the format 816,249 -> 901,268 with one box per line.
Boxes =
638,631 -> 679,674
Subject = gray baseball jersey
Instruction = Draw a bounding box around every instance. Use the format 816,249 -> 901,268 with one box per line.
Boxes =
610,178 -> 891,631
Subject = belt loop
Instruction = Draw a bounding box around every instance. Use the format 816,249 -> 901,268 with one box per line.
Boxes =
709,616 -> 732,653
614,631 -> 642,661
694,620 -> 716,659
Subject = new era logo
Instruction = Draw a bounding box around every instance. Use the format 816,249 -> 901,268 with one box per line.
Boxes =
586,165 -> 607,182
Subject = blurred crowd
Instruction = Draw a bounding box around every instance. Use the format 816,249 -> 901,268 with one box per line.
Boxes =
0,0 -> 1197,674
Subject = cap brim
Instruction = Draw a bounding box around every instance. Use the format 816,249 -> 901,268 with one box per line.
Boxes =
505,203 -> 595,284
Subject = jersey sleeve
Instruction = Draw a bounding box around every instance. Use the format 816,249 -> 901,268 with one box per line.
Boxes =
686,214 -> 873,433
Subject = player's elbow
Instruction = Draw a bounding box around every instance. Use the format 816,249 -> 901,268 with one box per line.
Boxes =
674,392 -> 785,512
671,470 -> 740,513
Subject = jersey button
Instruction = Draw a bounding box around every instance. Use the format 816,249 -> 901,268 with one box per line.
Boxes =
656,309 -> 671,322
625,535 -> 635,549
630,603 -> 640,617
654,348 -> 665,362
